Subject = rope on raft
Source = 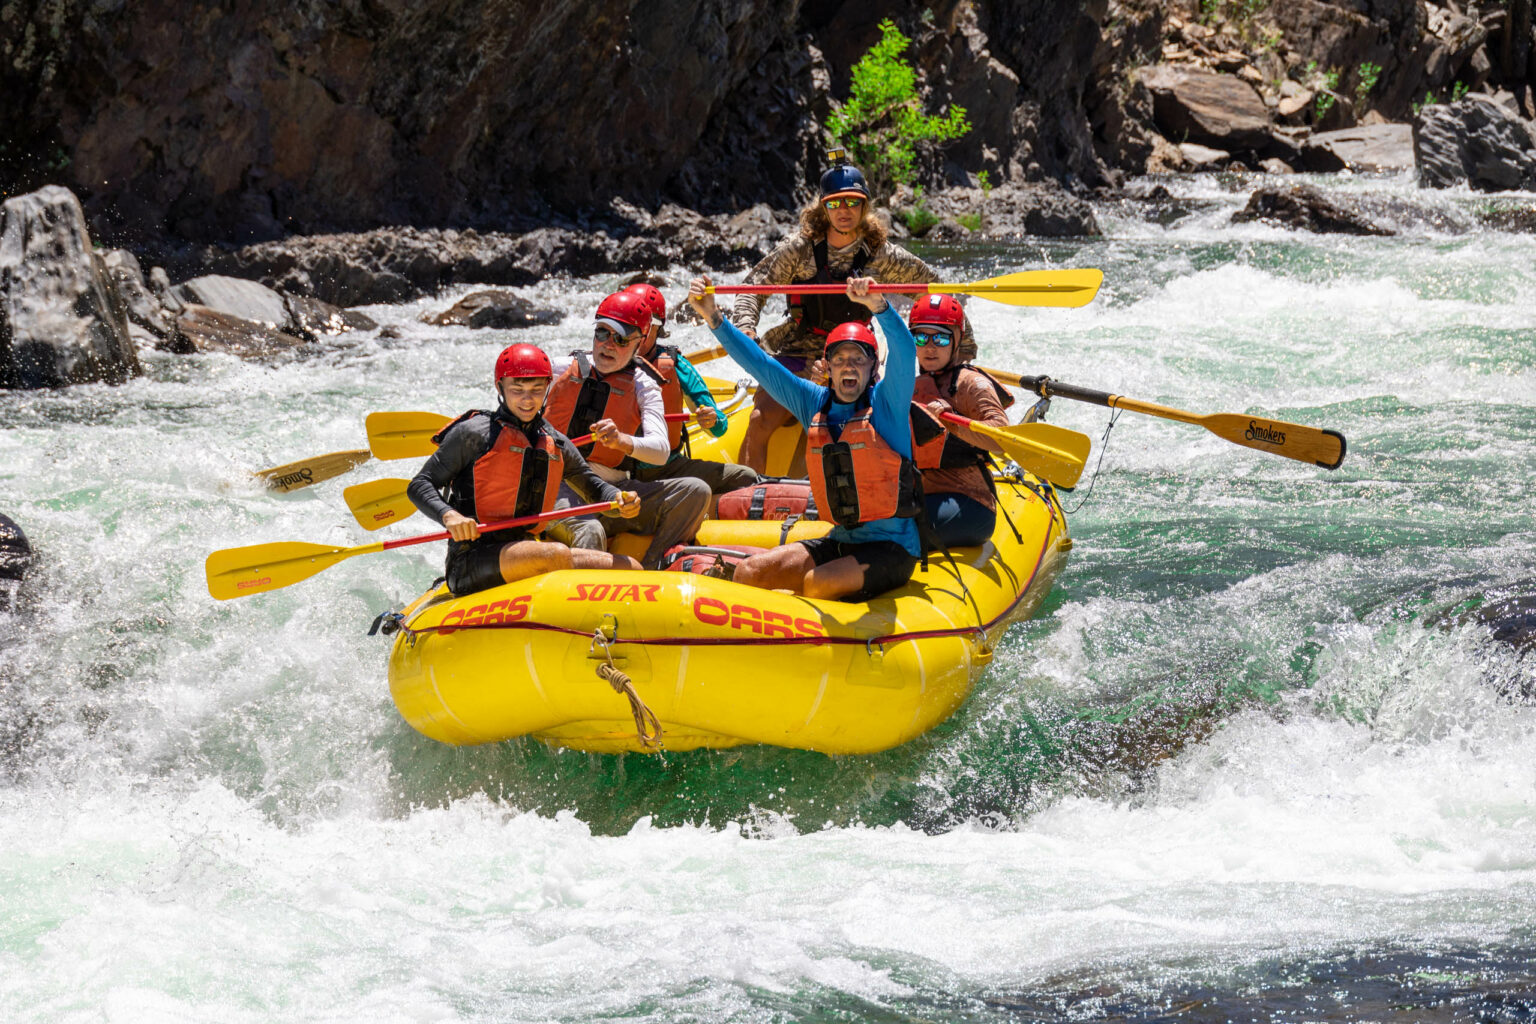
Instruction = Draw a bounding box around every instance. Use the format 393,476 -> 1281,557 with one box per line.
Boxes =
591,628 -> 663,748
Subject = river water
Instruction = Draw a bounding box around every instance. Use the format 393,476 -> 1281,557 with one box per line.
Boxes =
2,173 -> 1534,1021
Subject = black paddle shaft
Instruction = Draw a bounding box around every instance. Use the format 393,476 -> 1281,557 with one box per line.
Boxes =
1012,376 -> 1116,408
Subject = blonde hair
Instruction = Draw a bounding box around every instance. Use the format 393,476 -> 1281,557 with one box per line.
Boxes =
798,199 -> 889,249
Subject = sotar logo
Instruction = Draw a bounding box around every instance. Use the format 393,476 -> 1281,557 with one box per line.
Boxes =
1244,420 -> 1285,446
271,467 -> 316,489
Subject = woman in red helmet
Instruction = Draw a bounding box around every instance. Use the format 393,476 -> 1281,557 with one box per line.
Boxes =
620,281 -> 758,495
727,152 -> 972,474
542,290 -> 711,569
407,343 -> 642,597
905,294 -> 1014,548
689,273 -> 921,602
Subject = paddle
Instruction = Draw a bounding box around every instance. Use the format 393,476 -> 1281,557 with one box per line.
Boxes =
939,412 -> 1089,488
205,500 -> 619,600
344,412 -> 701,530
252,450 -> 374,492
983,369 -> 1347,470
707,268 -> 1103,308
366,410 -> 453,460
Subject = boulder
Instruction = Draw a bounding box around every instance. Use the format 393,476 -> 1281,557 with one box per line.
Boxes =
172,274 -> 291,329
99,249 -> 181,347
284,294 -> 377,338
0,512 -> 30,613
1139,66 -> 1273,150
422,290 -> 564,329
173,304 -> 308,357
1301,124 -> 1417,173
1414,96 -> 1536,191
1179,142 -> 1231,170
0,186 -> 140,390
1231,184 -> 1395,235
1477,203 -> 1536,232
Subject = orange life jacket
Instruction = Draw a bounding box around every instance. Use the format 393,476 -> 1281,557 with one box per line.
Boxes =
807,393 -> 923,528
909,365 -> 1016,471
543,353 -> 644,469
435,410 -> 564,531
642,344 -> 687,452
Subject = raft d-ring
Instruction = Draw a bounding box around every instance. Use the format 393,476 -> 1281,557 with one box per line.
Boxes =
588,624 -> 663,749
865,637 -> 885,657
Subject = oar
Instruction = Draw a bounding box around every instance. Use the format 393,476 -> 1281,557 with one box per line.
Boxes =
939,412 -> 1089,488
252,450 -> 374,492
344,412 -> 699,530
983,369 -> 1347,470
707,268 -> 1103,308
366,410 -> 453,460
206,500 -> 619,600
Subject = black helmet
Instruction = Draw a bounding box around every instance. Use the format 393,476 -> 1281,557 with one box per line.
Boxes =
819,149 -> 871,200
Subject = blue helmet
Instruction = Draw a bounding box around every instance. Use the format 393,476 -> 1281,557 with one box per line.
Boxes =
819,150 -> 870,200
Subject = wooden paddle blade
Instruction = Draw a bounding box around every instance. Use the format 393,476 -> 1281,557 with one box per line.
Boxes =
366,411 -> 452,460
967,420 -> 1090,488
934,268 -> 1103,308
683,343 -> 728,365
1197,413 -> 1348,469
206,540 -> 373,600
344,477 -> 417,531
253,449 -> 373,492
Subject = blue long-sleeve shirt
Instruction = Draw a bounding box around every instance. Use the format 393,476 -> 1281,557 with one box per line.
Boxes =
709,303 -> 920,555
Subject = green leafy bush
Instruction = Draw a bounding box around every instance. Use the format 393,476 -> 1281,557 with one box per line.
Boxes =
903,185 -> 939,236
1314,67 -> 1341,120
956,212 -> 981,232
828,19 -> 971,193
1355,62 -> 1381,106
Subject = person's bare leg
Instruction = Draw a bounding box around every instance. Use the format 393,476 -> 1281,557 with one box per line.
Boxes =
732,544 -> 820,594
738,390 -> 794,473
498,540 -> 639,584
801,555 -> 867,600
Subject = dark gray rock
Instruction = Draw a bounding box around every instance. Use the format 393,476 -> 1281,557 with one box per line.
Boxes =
0,512 -> 29,613
1414,97 -> 1536,191
100,249 -> 180,346
1231,184 -> 1395,235
173,304 -> 308,357
1477,202 -> 1536,232
1470,594 -> 1536,655
1140,66 -> 1273,151
284,294 -> 378,338
423,290 -> 563,329
0,186 -> 140,390
1301,123 -> 1417,172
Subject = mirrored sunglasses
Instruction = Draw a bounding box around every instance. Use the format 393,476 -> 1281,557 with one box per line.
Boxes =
823,197 -> 864,210
912,328 -> 953,347
594,325 -> 640,347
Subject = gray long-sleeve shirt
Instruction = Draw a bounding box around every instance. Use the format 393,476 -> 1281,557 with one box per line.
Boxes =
408,411 -> 621,528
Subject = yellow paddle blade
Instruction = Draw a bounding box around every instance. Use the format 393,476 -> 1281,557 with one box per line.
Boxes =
929,268 -> 1103,308
252,449 -> 373,492
344,477 -> 417,531
366,411 -> 452,460
967,419 -> 1091,488
206,539 -> 381,600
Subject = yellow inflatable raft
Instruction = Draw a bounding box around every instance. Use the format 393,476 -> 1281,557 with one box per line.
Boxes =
384,387 -> 1071,754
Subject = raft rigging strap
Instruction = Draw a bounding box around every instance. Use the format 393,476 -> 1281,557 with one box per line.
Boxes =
1064,408 -> 1120,514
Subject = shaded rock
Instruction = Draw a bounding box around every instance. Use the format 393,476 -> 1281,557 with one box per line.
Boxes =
1140,66 -> 1273,150
423,290 -> 563,330
1469,594 -> 1536,656
173,304 -> 307,357
1259,157 -> 1296,174
923,218 -> 972,243
0,186 -> 140,390
0,512 -> 30,614
1302,123 -> 1417,172
1231,184 -> 1395,235
1477,202 -> 1536,232
1415,96 -> 1536,191
100,249 -> 179,345
172,274 -> 290,329
284,294 -> 377,338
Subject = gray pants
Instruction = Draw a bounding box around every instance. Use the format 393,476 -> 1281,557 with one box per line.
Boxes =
550,490 -> 611,551
556,476 -> 711,569
632,455 -> 760,494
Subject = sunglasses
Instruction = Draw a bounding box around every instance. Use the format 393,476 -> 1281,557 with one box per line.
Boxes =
823,197 -> 864,211
593,325 -> 641,347
912,328 -> 953,347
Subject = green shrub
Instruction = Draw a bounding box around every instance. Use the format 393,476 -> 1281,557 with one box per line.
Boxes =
1314,67 -> 1341,120
956,212 -> 981,232
1355,62 -> 1381,106
903,185 -> 939,236
827,19 -> 971,193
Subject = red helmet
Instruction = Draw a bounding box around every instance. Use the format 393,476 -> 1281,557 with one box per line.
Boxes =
594,290 -> 650,336
623,282 -> 669,338
908,293 -> 965,332
495,343 -> 552,383
823,321 -> 879,362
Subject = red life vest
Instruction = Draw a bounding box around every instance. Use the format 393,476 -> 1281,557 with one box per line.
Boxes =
787,239 -> 874,336
642,344 -> 687,452
436,411 -> 564,532
807,393 -> 922,528
543,353 -> 644,469
909,365 -> 1016,471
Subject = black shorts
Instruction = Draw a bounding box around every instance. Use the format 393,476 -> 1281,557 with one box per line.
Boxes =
796,536 -> 917,602
444,535 -> 526,597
